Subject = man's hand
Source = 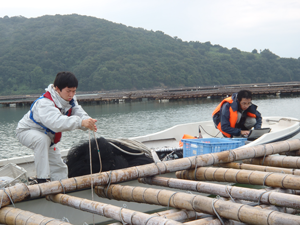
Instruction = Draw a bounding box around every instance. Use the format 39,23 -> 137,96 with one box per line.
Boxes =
241,130 -> 250,136
82,118 -> 97,132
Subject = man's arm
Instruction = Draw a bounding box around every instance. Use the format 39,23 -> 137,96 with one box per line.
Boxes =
254,110 -> 262,129
35,99 -> 83,133
71,98 -> 97,131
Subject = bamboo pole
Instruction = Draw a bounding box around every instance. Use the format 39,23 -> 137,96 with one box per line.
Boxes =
176,166 -> 300,190
46,193 -> 182,225
149,210 -> 205,222
183,201 -> 300,225
184,218 -> 245,225
138,176 -> 300,209
0,183 -> 30,208
0,207 -> 72,225
280,149 -> 300,156
94,184 -> 300,225
184,217 -> 221,225
184,200 -> 300,225
107,209 -> 214,225
217,162 -> 300,175
243,155 -> 300,169
255,204 -> 300,214
1,139 -> 300,208
152,209 -> 180,216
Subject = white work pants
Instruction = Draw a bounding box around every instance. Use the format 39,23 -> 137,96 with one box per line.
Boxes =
16,129 -> 68,181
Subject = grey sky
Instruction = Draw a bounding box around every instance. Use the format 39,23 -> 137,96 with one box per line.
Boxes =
1,0 -> 299,58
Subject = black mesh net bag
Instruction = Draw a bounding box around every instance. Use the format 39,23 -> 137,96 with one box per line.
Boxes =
66,137 -> 154,178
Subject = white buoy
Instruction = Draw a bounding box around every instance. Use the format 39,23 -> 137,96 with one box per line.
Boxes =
159,99 -> 169,103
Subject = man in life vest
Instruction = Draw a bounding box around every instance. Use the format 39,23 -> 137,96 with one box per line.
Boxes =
16,72 -> 97,183
212,90 -> 262,138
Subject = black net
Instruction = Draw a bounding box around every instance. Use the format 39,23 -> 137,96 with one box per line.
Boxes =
66,137 -> 154,178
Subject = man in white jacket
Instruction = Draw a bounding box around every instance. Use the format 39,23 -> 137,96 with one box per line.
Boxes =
16,72 -> 97,183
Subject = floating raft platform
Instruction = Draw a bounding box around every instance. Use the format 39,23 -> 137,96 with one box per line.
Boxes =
1,81 -> 300,107
1,139 -> 300,224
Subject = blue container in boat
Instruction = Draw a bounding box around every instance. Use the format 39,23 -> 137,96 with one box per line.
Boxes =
231,138 -> 248,146
182,138 -> 245,157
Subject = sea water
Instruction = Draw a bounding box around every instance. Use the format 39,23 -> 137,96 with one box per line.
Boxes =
0,96 -> 300,159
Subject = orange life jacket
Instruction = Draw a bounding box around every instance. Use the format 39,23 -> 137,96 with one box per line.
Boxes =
212,96 -> 256,137
179,134 -> 196,147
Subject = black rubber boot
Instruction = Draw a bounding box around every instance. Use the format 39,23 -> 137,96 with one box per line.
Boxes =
36,178 -> 48,183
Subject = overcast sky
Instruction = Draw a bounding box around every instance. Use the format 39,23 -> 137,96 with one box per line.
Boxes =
1,0 -> 299,58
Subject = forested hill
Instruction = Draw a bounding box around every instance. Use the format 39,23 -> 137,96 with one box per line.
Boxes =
0,14 -> 299,95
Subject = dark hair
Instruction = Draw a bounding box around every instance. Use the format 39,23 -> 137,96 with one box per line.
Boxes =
237,90 -> 252,101
54,72 -> 78,91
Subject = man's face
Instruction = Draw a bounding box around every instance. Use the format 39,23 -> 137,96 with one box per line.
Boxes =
56,87 -> 76,101
239,98 -> 252,111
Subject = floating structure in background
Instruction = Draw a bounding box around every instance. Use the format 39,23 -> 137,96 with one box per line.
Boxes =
1,81 -> 300,107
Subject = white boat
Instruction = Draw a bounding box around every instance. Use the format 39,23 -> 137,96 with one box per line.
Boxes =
0,116 -> 299,224
132,116 -> 300,149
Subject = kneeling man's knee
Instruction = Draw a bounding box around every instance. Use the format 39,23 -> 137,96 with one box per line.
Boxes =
244,117 -> 256,129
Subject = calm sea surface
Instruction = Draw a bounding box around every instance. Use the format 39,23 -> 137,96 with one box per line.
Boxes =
1,96 -> 300,159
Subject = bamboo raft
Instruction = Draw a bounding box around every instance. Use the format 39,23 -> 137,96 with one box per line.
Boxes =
1,139 -> 300,224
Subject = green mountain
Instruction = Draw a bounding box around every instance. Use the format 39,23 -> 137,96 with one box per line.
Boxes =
0,14 -> 299,95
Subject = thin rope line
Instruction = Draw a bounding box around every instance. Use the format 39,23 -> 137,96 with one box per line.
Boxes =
160,161 -> 168,172
167,192 -> 177,210
281,174 -> 289,188
119,204 -> 127,225
156,189 -> 162,205
93,132 -> 102,173
43,219 -> 55,225
266,211 -> 275,225
105,171 -> 113,198
155,162 -> 161,175
285,140 -> 291,152
262,145 -> 267,165
263,172 -> 274,187
88,130 -> 95,225
236,204 -> 244,222
2,188 -> 15,208
203,167 -> 209,181
130,212 -> 137,224
223,168 -> 229,182
186,157 -> 193,169
247,171 -> 254,185
73,177 -> 78,190
225,185 -> 235,202
212,197 -> 225,225
144,215 -> 158,225
191,195 -> 197,211
58,180 -> 65,194
131,186 -> 137,202
258,191 -> 267,205
212,168 -> 219,181
61,217 -> 69,222
234,170 -> 241,183
252,147 -> 257,158
142,188 -> 147,203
